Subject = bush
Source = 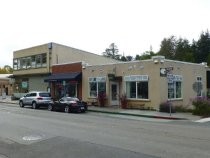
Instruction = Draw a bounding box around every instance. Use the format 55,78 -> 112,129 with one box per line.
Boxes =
175,105 -> 193,113
159,101 -> 176,113
120,93 -> 127,109
192,97 -> 210,117
97,92 -> 106,107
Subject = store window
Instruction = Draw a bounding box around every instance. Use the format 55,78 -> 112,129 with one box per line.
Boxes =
13,53 -> 47,70
125,75 -> 149,99
168,75 -> 182,99
89,77 -> 106,98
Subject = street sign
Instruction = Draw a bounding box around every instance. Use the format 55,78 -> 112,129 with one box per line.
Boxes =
167,74 -> 174,83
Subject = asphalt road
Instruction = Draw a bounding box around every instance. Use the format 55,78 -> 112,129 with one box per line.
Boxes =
0,103 -> 210,158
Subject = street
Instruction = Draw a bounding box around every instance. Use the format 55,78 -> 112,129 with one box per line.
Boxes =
0,103 -> 210,158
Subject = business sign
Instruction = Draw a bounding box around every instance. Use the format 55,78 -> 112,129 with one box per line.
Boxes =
160,67 -> 174,77
21,81 -> 28,88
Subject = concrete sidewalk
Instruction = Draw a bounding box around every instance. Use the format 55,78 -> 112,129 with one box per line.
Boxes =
88,106 -> 201,121
0,96 -> 201,121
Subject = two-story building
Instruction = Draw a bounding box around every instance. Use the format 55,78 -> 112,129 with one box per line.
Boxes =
12,42 -> 119,97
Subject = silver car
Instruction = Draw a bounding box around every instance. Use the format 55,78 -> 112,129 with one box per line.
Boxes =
19,91 -> 51,109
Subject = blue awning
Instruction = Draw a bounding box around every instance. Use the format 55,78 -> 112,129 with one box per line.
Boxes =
44,72 -> 81,82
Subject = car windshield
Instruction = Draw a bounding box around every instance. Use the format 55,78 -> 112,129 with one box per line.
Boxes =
39,93 -> 51,97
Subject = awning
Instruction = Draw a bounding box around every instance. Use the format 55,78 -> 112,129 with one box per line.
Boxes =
44,72 -> 82,82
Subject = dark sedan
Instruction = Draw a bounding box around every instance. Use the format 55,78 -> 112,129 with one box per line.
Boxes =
48,97 -> 87,113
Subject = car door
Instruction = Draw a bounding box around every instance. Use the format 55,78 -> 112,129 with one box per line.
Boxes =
59,98 -> 67,110
22,93 -> 31,105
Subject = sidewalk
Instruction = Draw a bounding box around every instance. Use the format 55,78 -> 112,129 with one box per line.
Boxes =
88,106 -> 201,121
0,96 -> 201,121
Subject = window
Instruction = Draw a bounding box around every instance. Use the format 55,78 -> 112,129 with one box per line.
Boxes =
13,53 -> 47,70
195,76 -> 202,96
13,59 -> 18,70
89,77 -> 106,98
21,58 -> 27,69
125,75 -> 149,99
26,57 -> 31,69
31,56 -> 36,68
168,75 -> 182,99
36,55 -> 41,67
126,81 -> 148,99
42,53 -> 47,67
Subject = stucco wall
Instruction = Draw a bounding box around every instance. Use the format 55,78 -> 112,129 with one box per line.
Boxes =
51,43 -> 119,66
82,59 -> 207,110
28,75 -> 49,92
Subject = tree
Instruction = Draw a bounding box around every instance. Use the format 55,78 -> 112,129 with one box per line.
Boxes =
0,65 -> 13,74
194,30 -> 210,64
126,55 -> 133,61
135,50 -> 155,60
4,65 -> 13,73
158,36 -> 177,59
102,43 -> 121,60
175,38 -> 195,62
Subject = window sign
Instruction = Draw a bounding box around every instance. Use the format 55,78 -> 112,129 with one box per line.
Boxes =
124,75 -> 148,82
21,81 -> 28,88
89,77 -> 106,82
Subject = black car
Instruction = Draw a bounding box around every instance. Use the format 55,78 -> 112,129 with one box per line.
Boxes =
48,97 -> 87,113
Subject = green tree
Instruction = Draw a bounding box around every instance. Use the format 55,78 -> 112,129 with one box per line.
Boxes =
135,50 -> 155,60
0,65 -> 13,74
102,43 -> 121,60
175,38 -> 195,62
158,36 -> 177,59
194,31 -> 210,64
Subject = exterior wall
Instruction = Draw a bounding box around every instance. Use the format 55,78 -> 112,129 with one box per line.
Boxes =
0,79 -> 13,96
28,75 -> 49,92
52,62 -> 82,73
51,43 -> 119,66
13,43 -> 51,75
50,62 -> 83,99
13,75 -> 49,93
12,42 -> 118,96
82,59 -> 207,110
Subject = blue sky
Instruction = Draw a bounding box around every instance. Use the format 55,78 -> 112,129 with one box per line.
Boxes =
0,0 -> 210,67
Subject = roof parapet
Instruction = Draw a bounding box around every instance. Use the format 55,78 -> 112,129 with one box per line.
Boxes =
151,56 -> 165,64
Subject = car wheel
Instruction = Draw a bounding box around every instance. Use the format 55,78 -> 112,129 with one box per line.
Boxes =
48,104 -> 53,111
19,101 -> 24,108
32,102 -> 37,109
64,106 -> 70,113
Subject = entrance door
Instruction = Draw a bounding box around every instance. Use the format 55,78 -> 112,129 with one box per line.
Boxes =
110,82 -> 119,106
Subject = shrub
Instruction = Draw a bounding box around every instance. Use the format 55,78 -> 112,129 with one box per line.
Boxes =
192,97 -> 210,117
97,92 -> 106,107
159,101 -> 176,113
175,105 -> 193,113
120,93 -> 127,109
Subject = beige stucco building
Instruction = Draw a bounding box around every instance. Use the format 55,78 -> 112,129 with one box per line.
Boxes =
82,56 -> 208,110
13,42 -> 119,95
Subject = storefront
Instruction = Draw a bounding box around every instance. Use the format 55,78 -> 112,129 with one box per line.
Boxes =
45,72 -> 82,99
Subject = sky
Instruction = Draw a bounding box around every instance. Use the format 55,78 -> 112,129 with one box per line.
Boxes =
0,0 -> 210,67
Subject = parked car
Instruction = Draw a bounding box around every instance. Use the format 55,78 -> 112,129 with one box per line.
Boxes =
19,91 -> 52,109
48,97 -> 87,113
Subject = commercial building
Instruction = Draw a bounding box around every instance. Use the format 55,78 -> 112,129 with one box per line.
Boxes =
82,56 -> 208,110
12,42 -> 118,97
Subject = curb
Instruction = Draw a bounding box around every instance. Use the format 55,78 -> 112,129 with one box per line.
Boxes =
1,101 -> 188,120
88,109 -> 188,120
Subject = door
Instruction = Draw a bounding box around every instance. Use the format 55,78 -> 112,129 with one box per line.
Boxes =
110,82 -> 119,106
